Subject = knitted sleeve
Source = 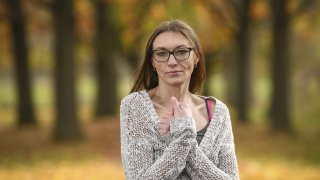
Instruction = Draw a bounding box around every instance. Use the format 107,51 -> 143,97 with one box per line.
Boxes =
185,103 -> 240,180
120,94 -> 197,180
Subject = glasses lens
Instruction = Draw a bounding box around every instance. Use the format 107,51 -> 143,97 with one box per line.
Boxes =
153,50 -> 169,62
174,48 -> 190,61
153,48 -> 192,61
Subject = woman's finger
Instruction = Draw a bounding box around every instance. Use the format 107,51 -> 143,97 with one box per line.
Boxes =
171,96 -> 180,111
158,123 -> 170,135
162,112 -> 174,119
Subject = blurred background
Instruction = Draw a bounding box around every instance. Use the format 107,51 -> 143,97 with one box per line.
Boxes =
0,0 -> 319,179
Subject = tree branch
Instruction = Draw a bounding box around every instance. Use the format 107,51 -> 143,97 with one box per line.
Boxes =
289,0 -> 317,20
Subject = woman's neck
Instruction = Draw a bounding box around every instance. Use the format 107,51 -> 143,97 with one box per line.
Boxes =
156,83 -> 191,105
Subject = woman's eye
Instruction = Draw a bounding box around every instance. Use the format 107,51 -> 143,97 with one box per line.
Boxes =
155,51 -> 168,57
175,49 -> 188,55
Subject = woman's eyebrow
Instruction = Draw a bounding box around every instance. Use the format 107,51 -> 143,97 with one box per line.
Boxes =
153,45 -> 188,51
175,45 -> 188,49
153,47 -> 167,51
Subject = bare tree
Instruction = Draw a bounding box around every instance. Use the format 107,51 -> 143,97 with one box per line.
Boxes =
201,0 -> 252,122
7,0 -> 36,126
270,0 -> 291,132
52,0 -> 82,140
94,0 -> 119,117
269,0 -> 317,132
124,0 -> 153,70
235,0 -> 252,123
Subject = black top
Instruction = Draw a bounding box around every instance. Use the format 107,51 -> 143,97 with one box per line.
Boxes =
196,98 -> 212,145
196,121 -> 210,145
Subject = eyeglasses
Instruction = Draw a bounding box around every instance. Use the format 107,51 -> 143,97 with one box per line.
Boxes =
152,48 -> 193,62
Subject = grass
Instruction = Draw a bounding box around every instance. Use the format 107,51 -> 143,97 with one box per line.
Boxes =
233,121 -> 320,180
0,117 -> 125,180
1,74 -> 320,179
0,117 -> 320,179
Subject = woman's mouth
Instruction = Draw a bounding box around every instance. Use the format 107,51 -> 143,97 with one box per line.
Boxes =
166,70 -> 182,75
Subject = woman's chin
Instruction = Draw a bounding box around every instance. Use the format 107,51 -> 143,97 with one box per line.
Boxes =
165,78 -> 188,87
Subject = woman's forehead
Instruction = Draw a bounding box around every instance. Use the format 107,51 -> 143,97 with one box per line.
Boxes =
153,31 -> 191,50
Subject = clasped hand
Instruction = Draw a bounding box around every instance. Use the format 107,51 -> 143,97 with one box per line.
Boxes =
158,96 -> 192,135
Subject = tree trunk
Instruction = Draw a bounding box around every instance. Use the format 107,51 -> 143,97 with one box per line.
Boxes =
94,1 -> 118,117
224,46 -> 237,107
270,0 -> 291,132
203,52 -> 210,97
52,0 -> 82,140
7,0 -> 36,126
203,51 -> 216,96
236,0 -> 251,123
125,0 -> 153,70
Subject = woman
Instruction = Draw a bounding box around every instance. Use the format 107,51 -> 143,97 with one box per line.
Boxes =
120,20 -> 239,179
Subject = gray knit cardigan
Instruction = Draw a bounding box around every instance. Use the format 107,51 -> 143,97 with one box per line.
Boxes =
120,90 -> 240,180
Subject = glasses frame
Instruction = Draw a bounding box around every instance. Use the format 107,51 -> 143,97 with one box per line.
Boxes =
152,47 -> 193,62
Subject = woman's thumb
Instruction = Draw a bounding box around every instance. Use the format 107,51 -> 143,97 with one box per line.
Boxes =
171,96 -> 179,110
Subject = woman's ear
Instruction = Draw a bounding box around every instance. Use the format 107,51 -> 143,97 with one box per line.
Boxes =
151,59 -> 155,67
151,60 -> 157,72
194,57 -> 199,64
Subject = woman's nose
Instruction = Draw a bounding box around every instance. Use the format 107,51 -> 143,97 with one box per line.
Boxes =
167,54 -> 178,66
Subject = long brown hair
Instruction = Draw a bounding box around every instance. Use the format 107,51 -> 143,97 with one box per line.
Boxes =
130,20 -> 205,94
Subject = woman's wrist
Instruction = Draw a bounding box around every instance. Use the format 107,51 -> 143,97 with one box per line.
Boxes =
170,116 -> 196,136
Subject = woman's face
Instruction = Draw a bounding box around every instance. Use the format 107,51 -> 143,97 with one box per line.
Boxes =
152,31 -> 198,88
